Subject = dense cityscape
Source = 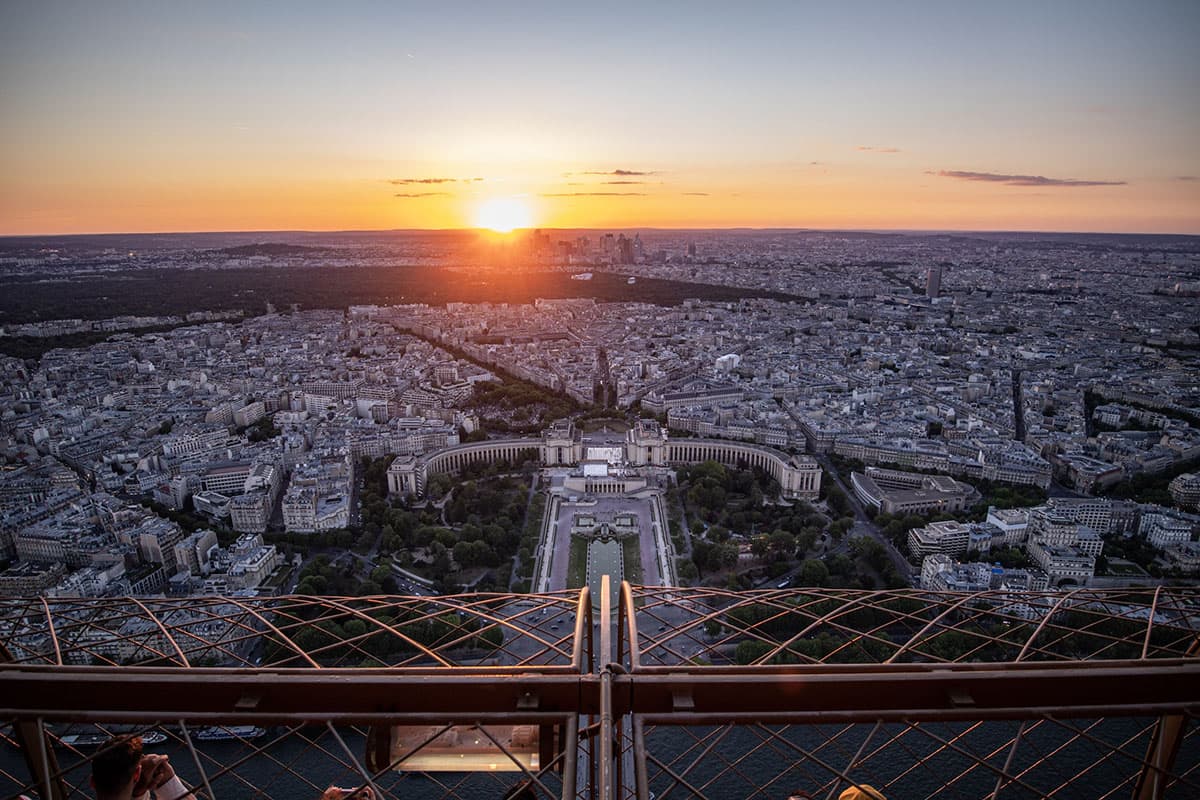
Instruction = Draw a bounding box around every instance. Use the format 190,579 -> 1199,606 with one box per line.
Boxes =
2,229 -> 1198,613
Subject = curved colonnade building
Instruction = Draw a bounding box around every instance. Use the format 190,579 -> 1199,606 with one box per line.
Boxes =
387,418 -> 821,499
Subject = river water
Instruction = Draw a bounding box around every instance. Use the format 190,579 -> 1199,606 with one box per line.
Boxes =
1,716 -> 1190,800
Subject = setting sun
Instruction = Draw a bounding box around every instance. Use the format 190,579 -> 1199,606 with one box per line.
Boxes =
475,197 -> 533,233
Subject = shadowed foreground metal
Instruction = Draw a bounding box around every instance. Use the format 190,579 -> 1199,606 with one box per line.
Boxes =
1,584 -> 1198,799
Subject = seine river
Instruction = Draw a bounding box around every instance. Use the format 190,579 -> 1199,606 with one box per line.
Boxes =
1,717 -> 1178,799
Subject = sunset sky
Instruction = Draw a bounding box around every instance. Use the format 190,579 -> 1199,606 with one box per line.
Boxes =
2,1 -> 1198,235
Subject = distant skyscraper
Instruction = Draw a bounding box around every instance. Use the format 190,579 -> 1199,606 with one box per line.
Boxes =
617,234 -> 634,265
926,265 -> 943,298
601,233 -> 616,258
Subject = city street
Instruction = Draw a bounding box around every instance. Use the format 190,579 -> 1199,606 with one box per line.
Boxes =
815,455 -> 914,581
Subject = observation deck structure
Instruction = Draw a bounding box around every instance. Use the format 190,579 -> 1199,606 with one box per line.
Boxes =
1,583 -> 1198,799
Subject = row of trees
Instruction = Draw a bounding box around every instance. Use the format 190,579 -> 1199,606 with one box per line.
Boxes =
849,536 -> 905,588
241,415 -> 281,443
266,528 -> 356,554
296,555 -> 390,596
721,593 -> 1072,665
469,380 -> 577,430
871,511 -> 952,557
0,321 -> 216,361
404,333 -> 582,432
512,491 -> 548,592
1098,454 -> 1200,508
266,603 -> 504,667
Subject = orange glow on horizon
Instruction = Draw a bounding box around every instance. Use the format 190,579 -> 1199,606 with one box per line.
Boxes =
473,197 -> 533,233
0,165 -> 1196,235
2,5 -> 1197,236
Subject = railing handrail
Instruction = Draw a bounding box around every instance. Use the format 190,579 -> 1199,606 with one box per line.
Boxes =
3,584 -> 1199,800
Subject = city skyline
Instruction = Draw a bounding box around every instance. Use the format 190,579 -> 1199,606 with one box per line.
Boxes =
2,1 -> 1199,235
1,4 -> 1199,795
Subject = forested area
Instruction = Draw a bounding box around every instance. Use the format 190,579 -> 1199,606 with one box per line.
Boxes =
0,264 -> 794,326
677,460 -> 832,585
292,456 -> 539,596
676,460 -> 909,590
263,599 -> 505,667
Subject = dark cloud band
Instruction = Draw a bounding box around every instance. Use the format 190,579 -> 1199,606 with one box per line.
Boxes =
934,170 -> 1125,187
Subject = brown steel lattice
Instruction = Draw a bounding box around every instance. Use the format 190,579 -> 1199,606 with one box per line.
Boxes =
1,584 -> 1197,799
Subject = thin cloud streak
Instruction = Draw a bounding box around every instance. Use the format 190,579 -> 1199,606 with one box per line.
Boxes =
540,192 -> 646,197
604,180 -> 645,184
568,169 -> 657,176
681,192 -> 710,196
933,170 -> 1127,187
394,192 -> 450,198
389,177 -> 482,184
1175,176 -> 1198,182
857,146 -> 901,153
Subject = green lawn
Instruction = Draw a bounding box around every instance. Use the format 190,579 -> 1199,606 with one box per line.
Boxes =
621,535 -> 644,584
567,536 -> 589,587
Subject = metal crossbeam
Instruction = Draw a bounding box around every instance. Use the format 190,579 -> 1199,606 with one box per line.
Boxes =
0,667 -> 593,724
3,660 -> 1196,727
2,585 -> 1198,800
616,660 -> 1200,722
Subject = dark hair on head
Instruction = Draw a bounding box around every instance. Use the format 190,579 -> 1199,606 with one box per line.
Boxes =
91,734 -> 144,796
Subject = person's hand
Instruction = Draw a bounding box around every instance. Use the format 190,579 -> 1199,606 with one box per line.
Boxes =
320,787 -> 374,800
148,755 -> 176,789
129,754 -> 166,797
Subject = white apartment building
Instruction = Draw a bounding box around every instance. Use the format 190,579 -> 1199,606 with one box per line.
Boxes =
908,520 -> 971,559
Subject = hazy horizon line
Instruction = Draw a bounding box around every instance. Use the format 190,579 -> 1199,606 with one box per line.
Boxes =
3,224 -> 1199,240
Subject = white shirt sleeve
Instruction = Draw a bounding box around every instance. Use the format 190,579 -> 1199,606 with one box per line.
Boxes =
153,775 -> 194,800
